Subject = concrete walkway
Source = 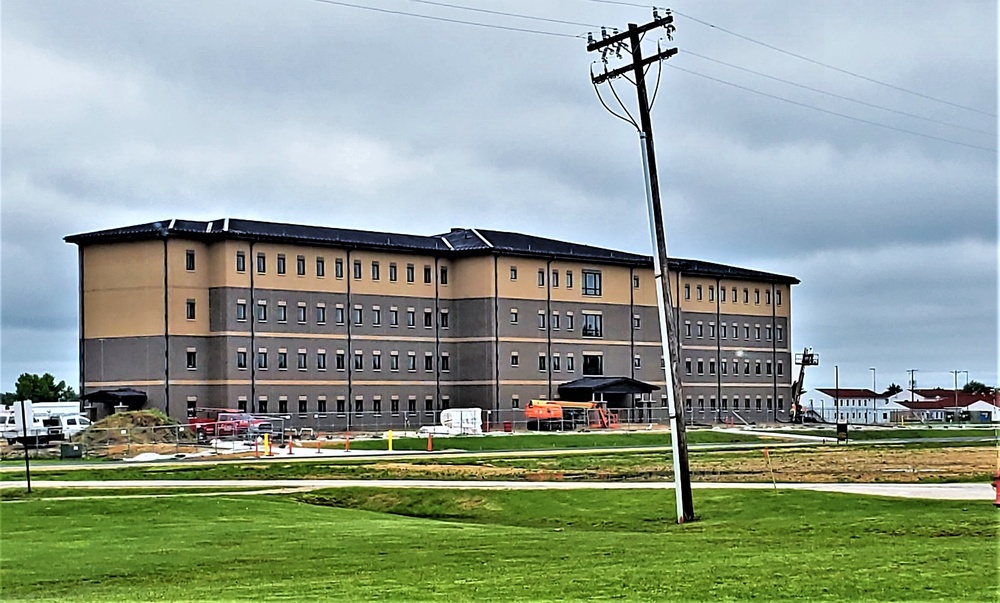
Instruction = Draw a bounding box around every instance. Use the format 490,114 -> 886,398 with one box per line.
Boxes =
0,479 -> 992,500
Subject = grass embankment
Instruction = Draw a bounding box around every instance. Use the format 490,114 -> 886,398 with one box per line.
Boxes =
343,429 -> 766,451
2,488 -> 995,602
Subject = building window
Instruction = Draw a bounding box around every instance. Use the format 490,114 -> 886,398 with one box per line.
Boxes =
371,261 -> 380,281
317,351 -> 327,370
407,397 -> 416,413
318,397 -> 327,413
259,398 -> 268,414
776,290 -> 783,306
278,398 -> 288,414
298,398 -> 308,414
510,266 -> 518,280
696,285 -> 703,300
186,349 -> 197,370
697,323 -> 704,338
766,360 -> 773,376
719,287 -> 726,302
237,350 -> 247,369
294,255 -> 305,276
440,266 -> 449,285
743,288 -> 750,304
425,397 -> 434,415
273,303 -> 285,323
552,354 -> 561,371
754,325 -> 761,340
581,313 -> 603,338
372,307 -> 382,326
424,265 -> 432,284
633,355 -> 641,369
389,263 -> 397,282
236,251 -> 246,272
755,289 -> 761,304
766,289 -> 772,305
777,362 -> 784,376
777,397 -> 784,411
744,361 -> 751,376
566,313 -> 574,330
278,350 -> 288,370
708,323 -> 716,338
440,354 -> 450,372
316,256 -> 325,277
538,354 -> 546,371
389,308 -> 398,327
440,310 -> 449,329
582,270 -> 602,296
424,353 -> 433,372
511,396 -> 520,409
566,355 -> 575,371
766,325 -> 773,340
720,324 -> 727,339
336,351 -> 345,371
353,306 -> 363,326
744,324 -> 750,339
353,260 -> 362,280
335,258 -> 344,279
336,398 -> 345,414
633,275 -> 640,289
510,309 -> 519,324
551,270 -> 559,288
256,301 -> 267,322
257,349 -> 268,370
372,353 -> 382,371
538,269 -> 545,287
685,359 -> 692,374
776,326 -> 784,341
697,360 -> 704,375
551,312 -> 560,330
710,397 -> 717,411
236,301 -> 247,322
256,252 -> 266,274
407,352 -> 417,372
721,360 -> 728,375
510,352 -> 519,367
537,311 -> 546,330
298,351 -> 307,370
709,286 -> 715,301
335,306 -> 345,325
566,271 -> 573,289
355,398 -> 364,415
406,263 -> 415,283
373,398 -> 382,415
684,284 -> 690,300
317,305 -> 327,324
407,309 -> 415,328
186,299 -> 196,320
582,354 -> 603,376
632,315 -> 640,329
354,351 -> 363,371
238,398 -> 248,412
390,397 -> 399,414
277,254 -> 286,275
424,309 -> 433,328
390,352 -> 399,371
684,322 -> 691,338
185,250 -> 195,271
709,359 -> 717,374
297,304 -> 307,324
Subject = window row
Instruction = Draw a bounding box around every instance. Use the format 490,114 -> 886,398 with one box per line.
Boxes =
683,395 -> 785,412
232,250 -> 448,285
237,300 -> 448,329
230,348 -> 452,373
683,283 -> 783,306
683,321 -> 784,342
511,266 -> 606,296
228,394 -> 450,416
683,357 -> 784,377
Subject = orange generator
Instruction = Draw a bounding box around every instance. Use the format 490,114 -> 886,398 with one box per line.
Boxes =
524,400 -> 618,431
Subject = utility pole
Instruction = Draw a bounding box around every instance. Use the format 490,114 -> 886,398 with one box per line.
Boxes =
907,369 -> 918,404
587,10 -> 695,523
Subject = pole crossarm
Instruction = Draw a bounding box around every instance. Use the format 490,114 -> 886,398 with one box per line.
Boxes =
592,48 -> 678,85
587,14 -> 674,51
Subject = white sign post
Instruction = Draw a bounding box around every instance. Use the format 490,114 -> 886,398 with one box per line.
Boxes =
13,399 -> 34,492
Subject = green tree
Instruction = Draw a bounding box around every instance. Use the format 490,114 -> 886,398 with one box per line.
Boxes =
882,383 -> 903,396
961,380 -> 995,395
10,373 -> 77,402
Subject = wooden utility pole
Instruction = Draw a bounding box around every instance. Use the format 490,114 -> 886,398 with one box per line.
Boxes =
588,12 -> 695,522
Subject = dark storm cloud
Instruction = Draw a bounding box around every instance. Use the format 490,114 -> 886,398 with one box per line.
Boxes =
1,0 -> 996,390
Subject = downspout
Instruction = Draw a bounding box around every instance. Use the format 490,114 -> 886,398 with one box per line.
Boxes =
346,249 -> 352,431
162,235 -> 170,418
716,278 -> 722,422
629,266 -> 635,381
493,255 -> 500,421
249,241 -> 256,413
546,259 -> 552,400
434,257 -> 441,419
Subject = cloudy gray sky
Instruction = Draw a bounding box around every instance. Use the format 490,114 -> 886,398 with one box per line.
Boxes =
2,0 -> 997,394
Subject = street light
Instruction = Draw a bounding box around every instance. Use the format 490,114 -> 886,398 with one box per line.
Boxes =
869,367 -> 876,424
961,370 -> 969,387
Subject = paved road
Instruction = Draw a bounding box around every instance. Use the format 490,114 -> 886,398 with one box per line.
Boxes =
0,479 -> 991,500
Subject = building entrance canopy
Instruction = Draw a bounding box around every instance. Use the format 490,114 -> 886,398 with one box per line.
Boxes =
557,377 -> 659,407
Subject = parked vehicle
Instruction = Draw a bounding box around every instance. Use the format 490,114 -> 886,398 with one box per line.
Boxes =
188,409 -> 274,441
1,413 -> 51,446
524,400 -> 618,431
40,414 -> 92,441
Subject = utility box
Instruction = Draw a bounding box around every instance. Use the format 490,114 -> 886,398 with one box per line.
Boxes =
60,443 -> 83,459
836,422 -> 849,443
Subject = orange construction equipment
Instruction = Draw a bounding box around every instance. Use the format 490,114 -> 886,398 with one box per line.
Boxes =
992,473 -> 1000,508
524,400 -> 619,431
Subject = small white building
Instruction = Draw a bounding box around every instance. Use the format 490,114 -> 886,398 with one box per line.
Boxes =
804,388 -> 901,424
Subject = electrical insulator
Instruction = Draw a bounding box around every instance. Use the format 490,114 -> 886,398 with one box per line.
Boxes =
601,26 -> 607,39
587,32 -> 595,45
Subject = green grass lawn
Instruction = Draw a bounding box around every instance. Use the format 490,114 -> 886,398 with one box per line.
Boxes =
1,488 -> 995,602
796,427 -> 998,441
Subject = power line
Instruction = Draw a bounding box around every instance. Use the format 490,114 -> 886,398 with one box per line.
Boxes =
402,0 -> 598,29
306,0 -> 579,38
575,0 -> 997,117
682,51 -> 996,137
664,63 -> 997,153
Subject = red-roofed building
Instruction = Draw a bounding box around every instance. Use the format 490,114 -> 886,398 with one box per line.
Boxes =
893,390 -> 999,423
803,388 -> 901,424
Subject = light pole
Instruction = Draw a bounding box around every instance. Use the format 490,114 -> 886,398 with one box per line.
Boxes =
907,369 -> 918,404
961,370 -> 969,387
869,367 -> 876,424
951,370 -> 961,422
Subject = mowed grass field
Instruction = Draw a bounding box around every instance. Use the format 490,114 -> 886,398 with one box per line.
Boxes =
2,488 -> 995,602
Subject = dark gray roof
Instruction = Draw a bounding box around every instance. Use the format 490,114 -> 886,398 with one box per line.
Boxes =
558,376 -> 660,394
66,218 -> 799,284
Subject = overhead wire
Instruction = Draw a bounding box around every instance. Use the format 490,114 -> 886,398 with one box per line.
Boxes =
575,0 -> 997,117
303,0 -> 996,151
